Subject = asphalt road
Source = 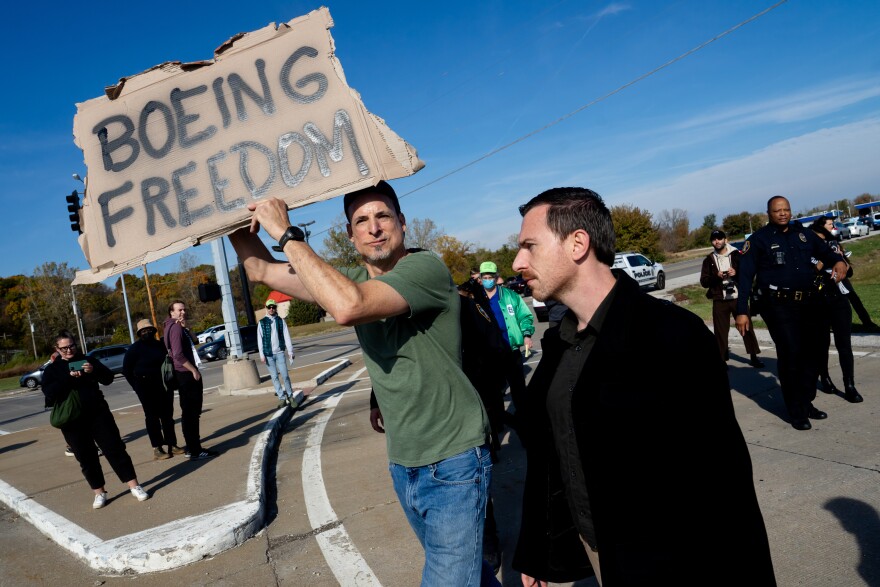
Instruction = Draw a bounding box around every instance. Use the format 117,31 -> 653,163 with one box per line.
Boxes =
0,329 -> 363,435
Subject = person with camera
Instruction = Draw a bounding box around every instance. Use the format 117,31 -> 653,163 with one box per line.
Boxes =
41,331 -> 149,509
700,229 -> 764,369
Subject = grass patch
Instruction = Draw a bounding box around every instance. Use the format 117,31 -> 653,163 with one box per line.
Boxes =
670,237 -> 880,331
290,321 -> 349,339
0,376 -> 24,393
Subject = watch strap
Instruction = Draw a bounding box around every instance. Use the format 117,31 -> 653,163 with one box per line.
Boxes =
272,226 -> 305,252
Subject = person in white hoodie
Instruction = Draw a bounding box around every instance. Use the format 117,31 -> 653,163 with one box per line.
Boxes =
257,298 -> 303,409
699,230 -> 764,368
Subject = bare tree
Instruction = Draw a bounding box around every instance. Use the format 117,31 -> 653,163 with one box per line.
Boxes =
407,217 -> 444,251
656,208 -> 689,252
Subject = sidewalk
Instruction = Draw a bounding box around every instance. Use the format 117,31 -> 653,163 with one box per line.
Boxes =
0,358 -> 349,574
1,334 -> 878,585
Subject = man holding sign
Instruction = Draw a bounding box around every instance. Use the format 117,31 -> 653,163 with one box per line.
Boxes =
230,181 -> 496,585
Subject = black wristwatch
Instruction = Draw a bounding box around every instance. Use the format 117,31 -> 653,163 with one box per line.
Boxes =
272,226 -> 306,252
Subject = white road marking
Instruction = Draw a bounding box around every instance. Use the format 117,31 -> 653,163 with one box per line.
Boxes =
301,386 -> 381,586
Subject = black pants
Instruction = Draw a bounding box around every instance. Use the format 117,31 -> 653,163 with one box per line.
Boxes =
175,370 -> 204,453
133,375 -> 178,448
502,348 -> 527,413
843,279 -> 874,325
61,398 -> 136,490
760,297 -> 823,421
819,293 -> 855,381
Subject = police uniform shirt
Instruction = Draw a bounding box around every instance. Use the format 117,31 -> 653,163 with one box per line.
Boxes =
736,221 -> 844,316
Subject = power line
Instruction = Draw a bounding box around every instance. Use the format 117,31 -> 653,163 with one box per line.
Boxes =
306,0 -> 789,241
398,0 -> 789,201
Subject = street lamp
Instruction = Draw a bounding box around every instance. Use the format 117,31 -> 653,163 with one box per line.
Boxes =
298,220 -> 315,243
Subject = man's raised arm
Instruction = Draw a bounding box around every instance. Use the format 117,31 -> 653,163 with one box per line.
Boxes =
235,198 -> 410,326
229,227 -> 316,303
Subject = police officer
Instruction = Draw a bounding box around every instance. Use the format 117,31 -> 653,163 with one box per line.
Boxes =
736,196 -> 848,431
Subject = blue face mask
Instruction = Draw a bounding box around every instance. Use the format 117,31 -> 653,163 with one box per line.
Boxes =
482,278 -> 496,290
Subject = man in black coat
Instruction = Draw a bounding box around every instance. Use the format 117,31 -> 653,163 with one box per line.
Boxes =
510,187 -> 776,586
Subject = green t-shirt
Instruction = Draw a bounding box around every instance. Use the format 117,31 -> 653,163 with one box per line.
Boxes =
340,251 -> 489,466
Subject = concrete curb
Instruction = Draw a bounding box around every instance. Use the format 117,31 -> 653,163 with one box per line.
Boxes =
306,358 -> 352,388
227,358 -> 352,397
0,405 -> 292,574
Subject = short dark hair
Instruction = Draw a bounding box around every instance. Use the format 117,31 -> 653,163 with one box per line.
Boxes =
519,187 -> 616,266
55,330 -> 77,346
767,195 -> 788,211
167,300 -> 185,316
343,180 -> 401,222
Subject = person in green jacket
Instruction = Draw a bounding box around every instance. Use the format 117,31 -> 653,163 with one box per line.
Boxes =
479,261 -> 535,420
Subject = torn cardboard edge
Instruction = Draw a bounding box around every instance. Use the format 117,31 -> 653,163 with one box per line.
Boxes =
72,6 -> 424,278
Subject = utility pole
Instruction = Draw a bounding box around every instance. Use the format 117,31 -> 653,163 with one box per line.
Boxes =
298,220 -> 315,243
142,264 -> 158,331
70,285 -> 87,354
27,312 -> 37,358
120,274 -> 135,344
212,237 -> 243,357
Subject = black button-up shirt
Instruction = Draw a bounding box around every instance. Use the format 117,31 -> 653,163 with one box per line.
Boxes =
545,280 -> 618,550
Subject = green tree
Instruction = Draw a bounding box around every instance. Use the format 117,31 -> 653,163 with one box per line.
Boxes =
321,214 -> 360,268
25,262 -> 79,352
435,235 -> 474,284
721,211 -> 757,239
286,299 -> 324,326
611,205 -> 662,260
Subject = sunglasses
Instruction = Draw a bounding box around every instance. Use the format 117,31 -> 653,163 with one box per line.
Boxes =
266,305 -> 277,309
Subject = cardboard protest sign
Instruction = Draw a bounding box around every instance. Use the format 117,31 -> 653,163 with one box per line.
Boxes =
71,7 -> 423,283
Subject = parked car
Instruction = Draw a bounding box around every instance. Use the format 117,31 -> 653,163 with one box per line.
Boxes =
841,218 -> 868,238
86,344 -> 130,375
19,359 -> 52,389
505,275 -> 532,297
833,221 -> 852,240
197,324 -> 226,344
856,217 -> 872,234
612,252 -> 665,290
198,325 -> 258,362
873,212 -> 880,230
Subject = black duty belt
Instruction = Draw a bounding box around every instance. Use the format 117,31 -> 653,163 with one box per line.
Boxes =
766,288 -> 814,302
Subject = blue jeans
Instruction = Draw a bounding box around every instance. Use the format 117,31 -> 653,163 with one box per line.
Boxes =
389,445 -> 499,587
264,352 -> 293,400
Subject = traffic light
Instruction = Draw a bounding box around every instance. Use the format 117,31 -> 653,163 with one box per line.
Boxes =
198,282 -> 222,302
65,190 -> 81,233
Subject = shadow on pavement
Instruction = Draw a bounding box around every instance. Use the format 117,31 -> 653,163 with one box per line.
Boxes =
824,497 -> 880,586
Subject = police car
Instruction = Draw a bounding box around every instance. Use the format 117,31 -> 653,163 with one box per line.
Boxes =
612,252 -> 665,290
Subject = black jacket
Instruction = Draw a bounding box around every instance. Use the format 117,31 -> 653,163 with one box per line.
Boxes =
513,274 -> 776,585
42,353 -> 115,409
123,337 -> 168,391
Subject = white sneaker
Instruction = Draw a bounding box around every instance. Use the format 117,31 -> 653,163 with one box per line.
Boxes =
93,491 -> 108,509
130,485 -> 149,502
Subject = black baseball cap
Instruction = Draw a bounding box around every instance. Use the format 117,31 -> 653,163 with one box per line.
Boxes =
710,229 -> 726,240
343,180 -> 400,222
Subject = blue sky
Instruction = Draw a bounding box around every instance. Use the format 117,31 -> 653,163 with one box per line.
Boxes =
2,0 -> 879,280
